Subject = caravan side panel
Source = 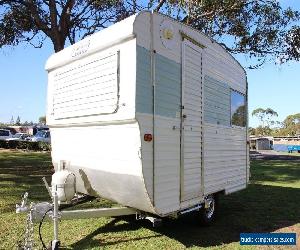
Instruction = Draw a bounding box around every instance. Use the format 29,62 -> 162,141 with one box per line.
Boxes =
134,12 -> 248,216
202,43 -> 247,195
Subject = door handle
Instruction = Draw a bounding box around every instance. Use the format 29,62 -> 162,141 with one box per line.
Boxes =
182,114 -> 187,119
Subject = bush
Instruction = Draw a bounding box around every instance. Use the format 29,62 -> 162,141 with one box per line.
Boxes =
0,140 -> 51,151
0,140 -> 7,149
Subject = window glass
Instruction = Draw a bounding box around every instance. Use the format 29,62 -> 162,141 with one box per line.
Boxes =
0,130 -> 9,136
231,90 -> 246,127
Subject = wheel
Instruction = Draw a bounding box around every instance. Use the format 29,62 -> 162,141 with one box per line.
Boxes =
199,194 -> 218,226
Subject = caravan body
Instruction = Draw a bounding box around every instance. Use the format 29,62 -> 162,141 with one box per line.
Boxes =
46,12 -> 249,216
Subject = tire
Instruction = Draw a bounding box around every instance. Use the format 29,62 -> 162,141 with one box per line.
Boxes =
199,194 -> 218,226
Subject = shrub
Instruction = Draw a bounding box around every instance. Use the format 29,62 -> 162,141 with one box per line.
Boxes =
0,140 -> 51,151
0,140 -> 7,148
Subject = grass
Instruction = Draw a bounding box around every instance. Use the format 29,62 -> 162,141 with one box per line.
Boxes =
0,149 -> 299,249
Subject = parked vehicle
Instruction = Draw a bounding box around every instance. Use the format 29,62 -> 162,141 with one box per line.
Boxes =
0,129 -> 12,140
30,130 -> 51,143
6,133 -> 29,141
45,11 -> 249,218
16,12 -> 249,248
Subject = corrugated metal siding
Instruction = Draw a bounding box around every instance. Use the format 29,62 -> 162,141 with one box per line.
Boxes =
204,75 -> 230,126
181,41 -> 202,201
150,13 -> 246,94
136,46 -> 152,114
134,13 -> 248,214
203,124 -> 247,195
203,49 -> 245,94
136,47 -> 182,117
273,144 -> 289,152
154,116 -> 181,214
135,46 -> 154,201
154,54 -> 181,214
155,54 -> 181,118
52,51 -> 119,119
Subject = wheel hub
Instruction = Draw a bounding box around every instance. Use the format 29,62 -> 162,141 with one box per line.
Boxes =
204,196 -> 215,219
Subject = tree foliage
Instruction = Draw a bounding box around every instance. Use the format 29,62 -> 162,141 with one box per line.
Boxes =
232,105 -> 246,127
0,0 -> 299,66
250,111 -> 300,137
179,0 -> 300,66
0,0 -> 141,52
39,115 -> 46,125
15,115 -> 21,125
9,115 -> 14,125
280,113 -> 300,136
252,107 -> 278,127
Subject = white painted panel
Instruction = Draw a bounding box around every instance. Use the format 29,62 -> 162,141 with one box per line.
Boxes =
50,122 -> 155,214
154,115 -> 181,215
47,38 -> 137,126
136,113 -> 154,202
134,12 -> 151,50
203,124 -> 247,195
181,40 -> 203,201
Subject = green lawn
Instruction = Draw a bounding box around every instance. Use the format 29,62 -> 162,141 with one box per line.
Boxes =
0,149 -> 299,249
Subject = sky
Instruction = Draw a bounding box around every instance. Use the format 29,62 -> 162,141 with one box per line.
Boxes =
0,0 -> 299,127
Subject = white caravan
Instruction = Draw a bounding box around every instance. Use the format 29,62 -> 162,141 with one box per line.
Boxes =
45,11 -> 249,222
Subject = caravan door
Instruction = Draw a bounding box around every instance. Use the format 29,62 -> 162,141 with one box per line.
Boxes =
180,39 -> 203,202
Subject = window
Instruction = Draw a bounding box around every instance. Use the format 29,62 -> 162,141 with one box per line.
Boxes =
0,130 -> 9,136
231,90 -> 246,127
52,51 -> 120,119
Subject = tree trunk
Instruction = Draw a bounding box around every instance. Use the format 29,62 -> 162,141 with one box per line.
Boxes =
52,35 -> 66,52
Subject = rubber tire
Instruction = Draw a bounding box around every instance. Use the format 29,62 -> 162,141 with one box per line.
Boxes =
199,194 -> 218,226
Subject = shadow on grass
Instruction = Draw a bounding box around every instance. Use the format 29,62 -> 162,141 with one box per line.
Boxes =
0,151 -> 53,212
71,184 -> 300,249
70,218 -> 161,249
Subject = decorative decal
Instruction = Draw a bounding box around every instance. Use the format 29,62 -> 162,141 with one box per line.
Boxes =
163,28 -> 174,40
71,39 -> 91,58
160,19 -> 176,50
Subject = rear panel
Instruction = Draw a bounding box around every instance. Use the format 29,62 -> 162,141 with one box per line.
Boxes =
46,22 -> 155,214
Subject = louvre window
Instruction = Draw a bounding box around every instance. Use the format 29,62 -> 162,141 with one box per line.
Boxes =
52,51 -> 120,119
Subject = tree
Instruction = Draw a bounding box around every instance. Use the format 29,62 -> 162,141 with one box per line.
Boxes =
9,115 -> 14,125
15,115 -> 21,125
174,0 -> 300,67
0,0 -> 299,67
248,127 -> 256,136
0,0 -> 136,52
252,108 -> 278,128
22,120 -> 29,126
251,108 -> 279,136
255,125 -> 272,136
281,113 -> 300,136
39,116 -> 46,125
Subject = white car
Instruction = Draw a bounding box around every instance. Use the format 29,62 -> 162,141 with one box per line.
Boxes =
6,133 -> 29,141
30,130 -> 51,143
0,129 -> 12,140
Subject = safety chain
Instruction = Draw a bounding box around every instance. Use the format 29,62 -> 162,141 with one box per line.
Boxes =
18,207 -> 35,250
